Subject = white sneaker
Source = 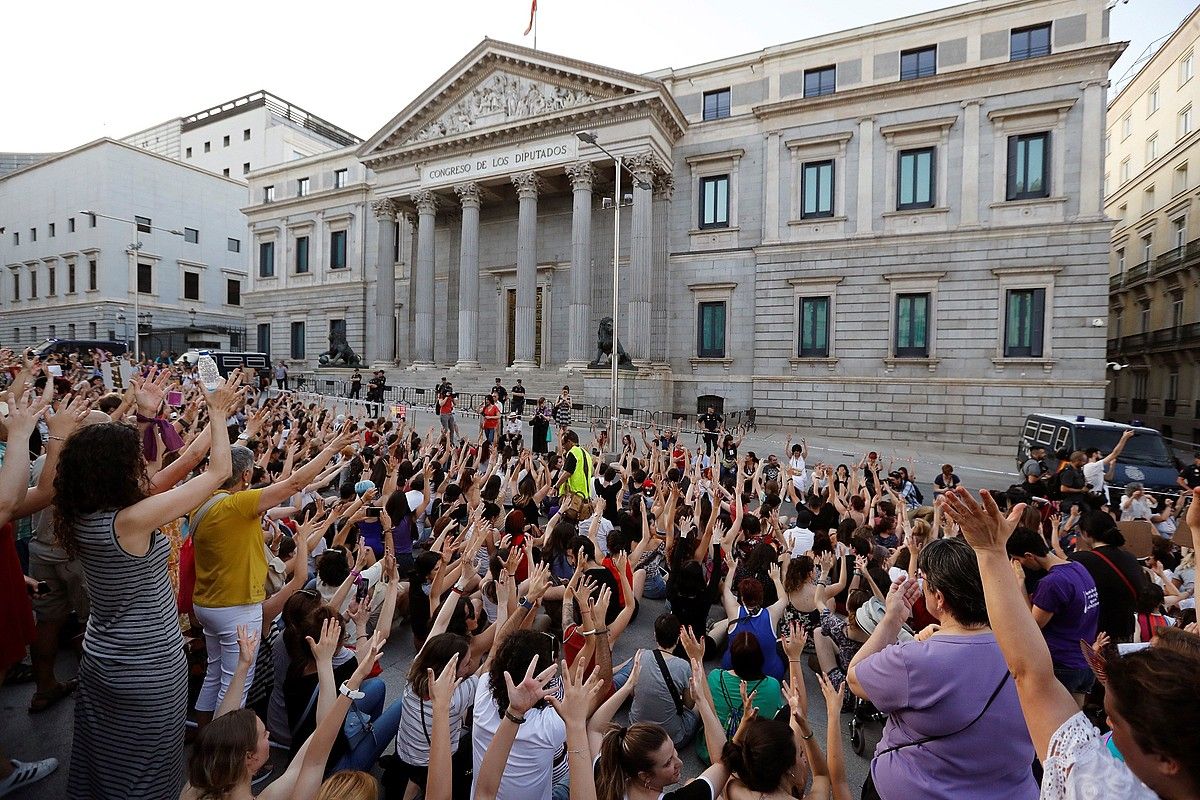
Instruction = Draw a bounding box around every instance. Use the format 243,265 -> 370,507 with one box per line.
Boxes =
0,758 -> 59,797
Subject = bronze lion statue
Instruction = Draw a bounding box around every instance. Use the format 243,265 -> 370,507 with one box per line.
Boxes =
318,330 -> 363,367
588,316 -> 634,370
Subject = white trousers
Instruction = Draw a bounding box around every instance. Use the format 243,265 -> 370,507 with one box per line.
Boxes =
194,602 -> 263,713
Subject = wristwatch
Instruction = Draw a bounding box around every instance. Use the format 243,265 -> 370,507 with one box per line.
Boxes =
518,596 -> 533,610
339,682 -> 365,700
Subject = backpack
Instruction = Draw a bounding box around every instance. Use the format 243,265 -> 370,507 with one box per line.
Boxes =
1044,466 -> 1065,500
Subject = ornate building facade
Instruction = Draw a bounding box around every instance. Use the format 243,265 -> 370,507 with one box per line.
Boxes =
243,0 -> 1123,454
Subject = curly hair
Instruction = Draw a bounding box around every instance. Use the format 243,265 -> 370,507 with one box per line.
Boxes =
52,422 -> 148,558
488,629 -> 554,713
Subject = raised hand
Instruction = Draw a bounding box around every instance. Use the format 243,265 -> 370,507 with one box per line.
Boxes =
503,654 -> 558,715
133,365 -> 172,416
5,386 -> 51,435
884,575 -> 921,621
428,652 -> 462,708
236,624 -> 259,667
590,584 -> 612,627
941,487 -> 1024,553
305,616 -> 343,664
781,619 -> 807,661
46,392 -> 91,440
348,597 -> 370,633
348,630 -> 387,688
680,625 -> 705,663
548,660 -> 605,726
206,370 -> 246,415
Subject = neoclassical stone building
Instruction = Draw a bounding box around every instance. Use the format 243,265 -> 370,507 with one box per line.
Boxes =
243,0 -> 1124,454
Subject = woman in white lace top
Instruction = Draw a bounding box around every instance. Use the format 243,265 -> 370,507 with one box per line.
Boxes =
942,487 -> 1200,800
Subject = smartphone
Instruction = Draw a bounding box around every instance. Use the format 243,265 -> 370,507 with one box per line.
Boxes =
48,365 -> 63,377
366,506 -> 381,518
167,390 -> 183,407
355,578 -> 370,604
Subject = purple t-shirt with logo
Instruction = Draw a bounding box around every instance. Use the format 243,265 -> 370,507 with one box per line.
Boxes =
1032,560 -> 1099,670
854,633 -> 1037,800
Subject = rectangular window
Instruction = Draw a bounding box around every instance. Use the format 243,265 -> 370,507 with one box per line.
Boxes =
136,263 -> 152,294
798,296 -> 830,357
10,274 -> 17,301
263,185 -> 275,203
697,301 -> 727,358
1010,23 -> 1051,61
30,272 -> 37,298
68,323 -> 75,338
894,293 -> 930,357
88,260 -> 97,290
297,177 -> 310,196
30,326 -> 35,342
184,227 -> 199,244
1105,134 -> 1111,156
1142,234 -> 1153,262
1122,115 -> 1132,140
801,160 -> 835,219
92,322 -> 100,339
1149,84 -> 1161,114
334,168 -> 348,188
1179,105 -> 1193,139
68,217 -> 75,233
48,324 -> 55,339
11,327 -> 17,343
223,168 -> 230,177
1145,186 -> 1156,214
698,175 -> 730,228
204,141 -> 211,153
702,88 -> 731,121
10,232 -> 16,246
1004,288 -> 1046,358
1174,217 -> 1187,249
186,147 -> 192,158
67,263 -> 76,293
223,135 -> 230,147
1006,132 -> 1050,200
183,271 -> 199,301
1173,295 -> 1184,328
48,223 -> 55,238
1140,302 -> 1151,333
244,128 -> 251,141
259,241 -> 275,277
256,323 -> 271,355
897,147 -> 935,209
1117,248 -> 1126,272
803,66 -> 836,97
899,45 -> 937,80
330,230 -> 347,269
87,213 -> 96,228
290,321 -> 305,359
1182,52 -> 1195,85
243,162 -> 251,175
228,237 -> 241,253
135,215 -> 151,234
1147,134 -> 1159,162
30,227 -> 36,242
1121,158 -> 1131,183
47,267 -> 55,296
1175,162 -> 1189,194
227,278 -> 241,306
295,236 -> 310,273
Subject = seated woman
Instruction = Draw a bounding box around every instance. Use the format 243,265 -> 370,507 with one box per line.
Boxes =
700,632 -> 784,764
847,537 -> 1038,800
717,566 -> 788,681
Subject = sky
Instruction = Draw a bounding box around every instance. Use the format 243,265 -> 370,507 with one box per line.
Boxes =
0,0 -> 1193,152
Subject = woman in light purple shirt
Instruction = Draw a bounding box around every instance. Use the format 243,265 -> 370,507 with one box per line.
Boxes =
847,537 -> 1037,800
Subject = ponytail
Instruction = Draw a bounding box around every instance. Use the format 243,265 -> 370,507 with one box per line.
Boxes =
596,723 -> 669,800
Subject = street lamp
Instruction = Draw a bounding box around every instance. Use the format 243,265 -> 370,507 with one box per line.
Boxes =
575,131 -> 653,453
79,210 -> 183,363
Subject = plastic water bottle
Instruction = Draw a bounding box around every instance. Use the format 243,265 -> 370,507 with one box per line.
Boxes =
197,350 -> 220,392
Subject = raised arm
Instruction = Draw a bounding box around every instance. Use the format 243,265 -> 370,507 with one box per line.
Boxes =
256,427 -> 357,514
213,626 -> 258,719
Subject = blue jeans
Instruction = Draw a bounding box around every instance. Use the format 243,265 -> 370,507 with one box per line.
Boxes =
611,658 -> 635,691
642,567 -> 667,600
333,677 -> 404,772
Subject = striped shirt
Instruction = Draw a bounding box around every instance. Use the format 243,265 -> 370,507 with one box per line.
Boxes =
395,675 -> 477,764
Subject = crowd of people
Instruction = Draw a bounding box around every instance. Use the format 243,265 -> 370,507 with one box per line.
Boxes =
0,345 -> 1198,800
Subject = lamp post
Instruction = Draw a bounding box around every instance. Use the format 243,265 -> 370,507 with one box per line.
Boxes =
79,210 -> 183,363
574,132 -> 653,453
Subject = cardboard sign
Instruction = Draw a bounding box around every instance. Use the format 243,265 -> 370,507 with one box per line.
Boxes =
391,403 -> 407,419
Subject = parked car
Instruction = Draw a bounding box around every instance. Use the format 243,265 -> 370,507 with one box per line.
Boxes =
1016,413 -> 1178,504
33,338 -> 128,361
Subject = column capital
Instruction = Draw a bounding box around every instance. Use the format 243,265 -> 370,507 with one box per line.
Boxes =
565,161 -> 596,191
654,174 -> 675,201
454,182 -> 482,208
511,171 -> 542,199
371,198 -> 398,220
412,189 -> 438,215
626,152 -> 663,183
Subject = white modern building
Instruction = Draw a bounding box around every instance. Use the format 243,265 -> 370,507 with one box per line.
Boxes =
0,138 -> 250,355
122,91 -> 361,181
244,0 -> 1122,454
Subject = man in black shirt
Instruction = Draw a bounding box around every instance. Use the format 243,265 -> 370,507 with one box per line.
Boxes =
510,379 -> 526,418
698,406 -> 722,456
492,378 -> 507,410
1178,453 -> 1200,490
1057,451 -> 1089,514
367,370 -> 386,417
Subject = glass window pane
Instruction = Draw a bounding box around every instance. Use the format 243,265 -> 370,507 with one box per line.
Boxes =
715,179 -> 728,223
1026,137 -> 1044,193
915,152 -> 931,203
900,155 -> 914,205
898,297 -> 912,348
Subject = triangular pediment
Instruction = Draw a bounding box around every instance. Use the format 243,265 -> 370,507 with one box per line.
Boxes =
359,39 -> 680,159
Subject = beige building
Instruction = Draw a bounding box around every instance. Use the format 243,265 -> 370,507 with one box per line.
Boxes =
1105,5 -> 1200,446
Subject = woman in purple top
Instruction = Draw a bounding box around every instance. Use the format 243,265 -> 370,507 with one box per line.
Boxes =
847,537 -> 1037,800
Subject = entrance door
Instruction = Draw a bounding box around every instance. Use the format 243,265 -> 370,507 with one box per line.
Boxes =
505,287 -> 544,366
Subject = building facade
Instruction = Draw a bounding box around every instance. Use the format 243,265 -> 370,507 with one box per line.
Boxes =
122,91 -> 361,181
1105,5 -> 1200,445
245,0 -> 1122,454
0,139 -> 250,354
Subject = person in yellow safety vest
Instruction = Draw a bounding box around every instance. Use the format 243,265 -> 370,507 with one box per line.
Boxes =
555,430 -> 593,516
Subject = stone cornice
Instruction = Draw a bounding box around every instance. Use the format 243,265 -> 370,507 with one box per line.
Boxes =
753,43 -> 1125,123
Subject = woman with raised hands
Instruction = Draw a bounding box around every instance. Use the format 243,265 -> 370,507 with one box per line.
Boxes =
183,621 -> 387,800
942,486 -> 1200,800
53,370 -> 242,800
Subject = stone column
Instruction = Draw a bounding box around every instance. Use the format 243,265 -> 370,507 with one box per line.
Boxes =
651,174 -> 674,364
855,117 -> 874,235
627,153 -> 658,363
565,162 -> 594,369
371,198 -> 398,364
411,189 -> 437,368
960,101 -> 982,226
1079,80 -> 1107,218
453,182 -> 481,369
511,172 -> 541,369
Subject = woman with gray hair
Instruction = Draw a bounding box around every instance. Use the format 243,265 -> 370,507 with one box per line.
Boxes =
846,536 -> 1037,800
191,410 -> 358,728
1119,482 -> 1157,521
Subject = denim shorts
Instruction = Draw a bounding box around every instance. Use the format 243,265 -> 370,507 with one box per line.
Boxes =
1054,666 -> 1095,696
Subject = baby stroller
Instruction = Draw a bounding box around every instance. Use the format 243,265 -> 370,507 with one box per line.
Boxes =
846,597 -> 915,755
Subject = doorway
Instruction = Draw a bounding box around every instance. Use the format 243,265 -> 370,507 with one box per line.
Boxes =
505,286 -> 544,366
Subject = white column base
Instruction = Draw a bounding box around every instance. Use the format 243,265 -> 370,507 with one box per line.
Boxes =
408,361 -> 436,370
560,361 -> 589,372
452,360 -> 481,371
508,360 -> 537,371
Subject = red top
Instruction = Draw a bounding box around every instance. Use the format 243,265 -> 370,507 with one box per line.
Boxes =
482,402 -> 500,429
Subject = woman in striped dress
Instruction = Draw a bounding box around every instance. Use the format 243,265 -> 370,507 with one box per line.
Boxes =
51,373 -> 241,800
